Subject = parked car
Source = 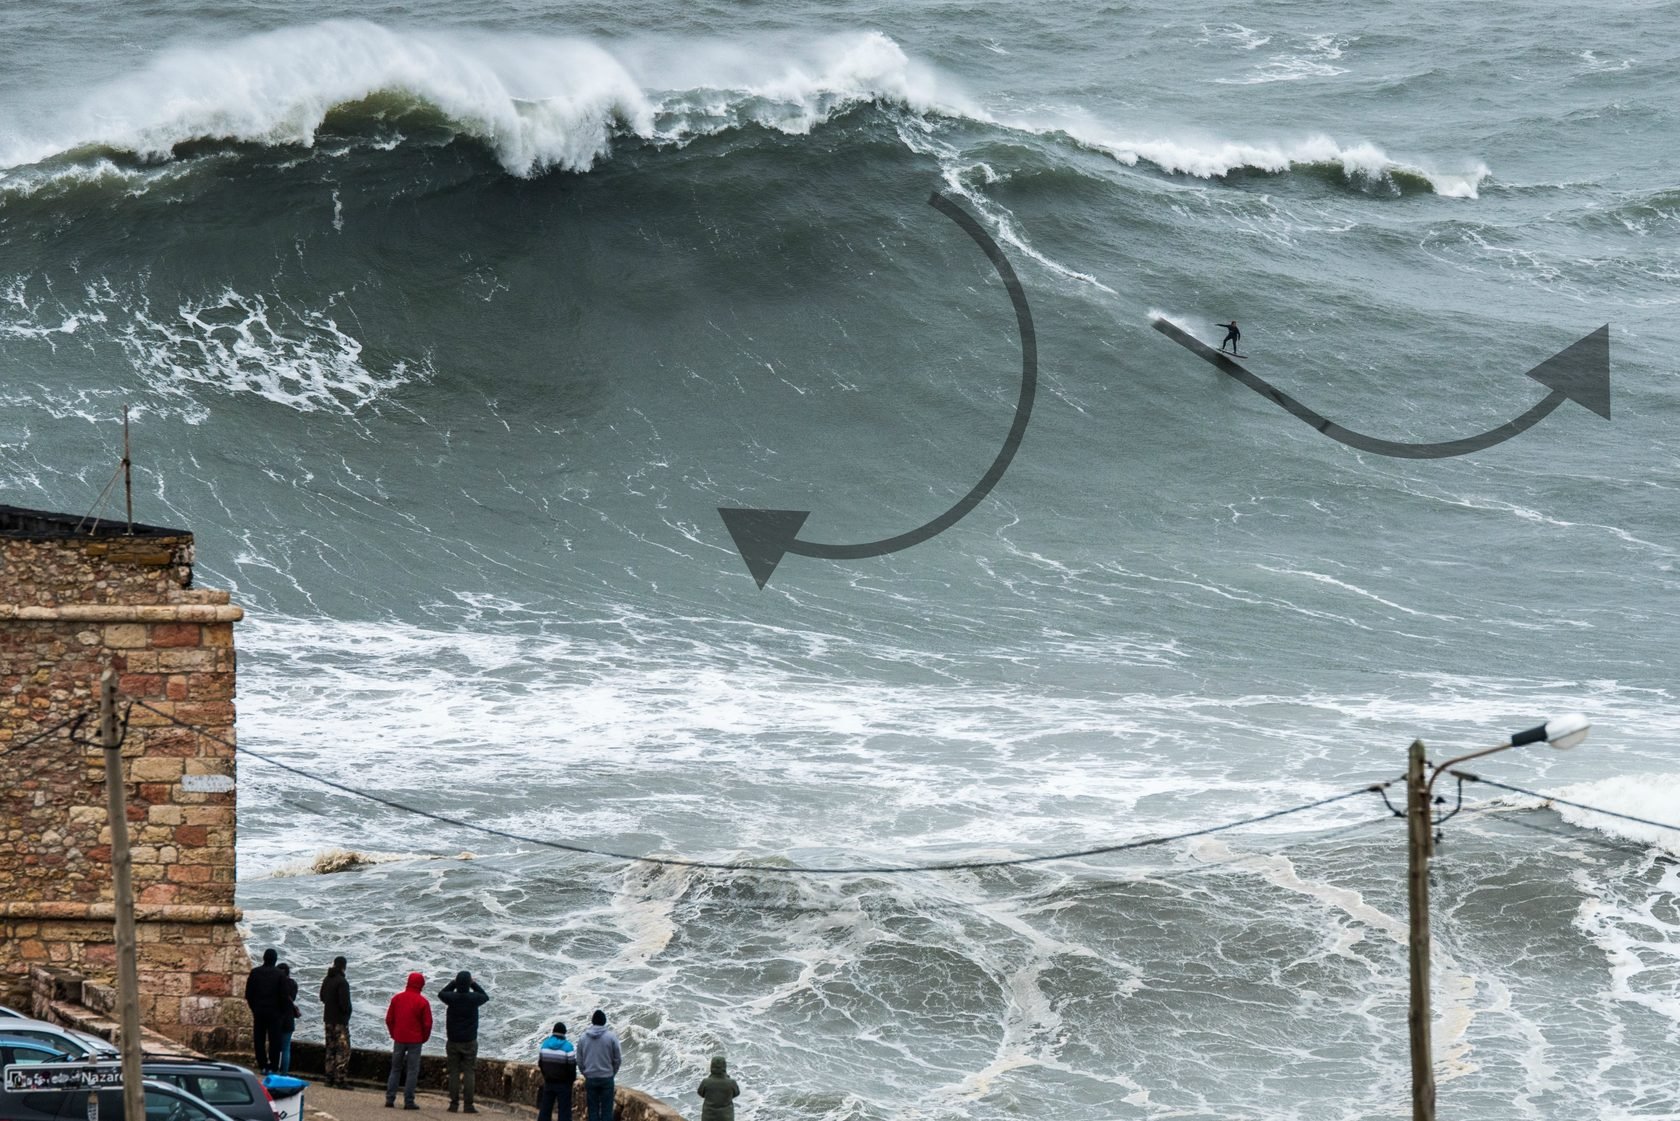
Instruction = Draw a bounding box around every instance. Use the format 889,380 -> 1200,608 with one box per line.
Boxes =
0,1038 -> 80,1121
0,1073 -> 244,1121
130,1058 -> 276,1121
0,1017 -> 121,1060
0,1047 -> 274,1121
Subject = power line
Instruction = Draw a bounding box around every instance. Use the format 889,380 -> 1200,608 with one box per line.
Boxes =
133,698 -> 1392,876
2,709 -> 91,753
2,710 -> 97,789
1451,772 -> 1680,836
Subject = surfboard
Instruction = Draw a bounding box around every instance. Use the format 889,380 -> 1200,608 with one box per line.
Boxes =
1217,352 -> 1248,360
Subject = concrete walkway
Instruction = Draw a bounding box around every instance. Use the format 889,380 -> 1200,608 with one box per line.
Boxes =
305,1083 -> 531,1121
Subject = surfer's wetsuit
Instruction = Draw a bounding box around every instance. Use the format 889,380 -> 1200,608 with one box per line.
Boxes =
1218,321 -> 1240,353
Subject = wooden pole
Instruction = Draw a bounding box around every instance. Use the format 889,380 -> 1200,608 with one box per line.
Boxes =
1406,738 -> 1436,1121
100,670 -> 145,1121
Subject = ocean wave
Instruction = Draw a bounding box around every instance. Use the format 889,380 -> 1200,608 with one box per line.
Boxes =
0,21 -> 1489,203
1549,774 -> 1680,855
0,22 -> 963,180
1072,130 -> 1490,199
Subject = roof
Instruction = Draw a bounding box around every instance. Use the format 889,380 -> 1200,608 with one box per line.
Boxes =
0,504 -> 188,540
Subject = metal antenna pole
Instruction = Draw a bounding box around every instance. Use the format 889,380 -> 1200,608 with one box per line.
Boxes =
123,406 -> 134,536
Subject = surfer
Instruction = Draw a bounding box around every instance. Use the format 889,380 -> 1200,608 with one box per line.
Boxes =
1217,320 -> 1241,354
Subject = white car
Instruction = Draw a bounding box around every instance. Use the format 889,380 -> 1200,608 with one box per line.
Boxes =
0,1017 -> 122,1059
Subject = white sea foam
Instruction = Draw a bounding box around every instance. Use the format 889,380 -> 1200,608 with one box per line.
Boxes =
0,23 -> 968,179
1079,130 -> 1490,198
0,22 -> 1490,201
102,285 -> 426,419
1546,774 -> 1680,855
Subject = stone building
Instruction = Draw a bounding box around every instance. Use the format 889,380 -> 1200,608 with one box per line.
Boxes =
0,504 -> 246,1051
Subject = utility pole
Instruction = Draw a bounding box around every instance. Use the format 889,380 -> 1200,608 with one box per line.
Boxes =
100,670 -> 145,1121
1405,738 -> 1436,1121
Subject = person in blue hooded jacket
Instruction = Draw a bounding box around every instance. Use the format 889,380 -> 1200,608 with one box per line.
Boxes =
536,1022 -> 577,1121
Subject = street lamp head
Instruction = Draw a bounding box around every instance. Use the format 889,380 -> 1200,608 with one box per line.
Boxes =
1544,712 -> 1590,750
1508,712 -> 1591,750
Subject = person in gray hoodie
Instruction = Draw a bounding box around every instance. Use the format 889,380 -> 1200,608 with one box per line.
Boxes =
696,1056 -> 740,1121
573,1009 -> 621,1121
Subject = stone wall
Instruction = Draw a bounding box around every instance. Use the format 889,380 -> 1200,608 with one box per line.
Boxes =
0,506 -> 246,1050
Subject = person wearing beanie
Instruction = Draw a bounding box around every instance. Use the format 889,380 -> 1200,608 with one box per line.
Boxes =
384,972 -> 433,1110
573,1009 -> 622,1121
536,1021 -> 578,1121
243,947 -> 285,1075
696,1055 -> 740,1121
320,957 -> 353,1089
438,970 -> 489,1113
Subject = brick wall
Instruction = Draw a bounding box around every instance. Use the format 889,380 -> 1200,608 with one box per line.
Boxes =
0,507 -> 246,1050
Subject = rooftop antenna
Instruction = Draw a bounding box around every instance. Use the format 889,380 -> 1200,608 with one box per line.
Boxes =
123,404 -> 133,535
75,405 -> 135,536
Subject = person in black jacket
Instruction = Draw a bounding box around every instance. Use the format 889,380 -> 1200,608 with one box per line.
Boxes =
1217,320 -> 1241,354
243,947 -> 285,1074
320,957 -> 353,1088
438,971 -> 489,1113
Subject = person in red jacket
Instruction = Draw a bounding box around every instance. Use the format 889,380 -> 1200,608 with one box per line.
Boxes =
384,972 -> 433,1110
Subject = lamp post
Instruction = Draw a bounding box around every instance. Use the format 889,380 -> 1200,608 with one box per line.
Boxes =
1404,713 -> 1589,1121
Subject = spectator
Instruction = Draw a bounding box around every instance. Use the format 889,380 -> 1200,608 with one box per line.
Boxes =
438,971 -> 489,1114
574,1010 -> 621,1121
243,948 -> 285,1075
384,972 -> 433,1110
696,1056 -> 740,1121
320,957 -> 353,1089
535,1022 -> 577,1121
277,963 -> 300,1075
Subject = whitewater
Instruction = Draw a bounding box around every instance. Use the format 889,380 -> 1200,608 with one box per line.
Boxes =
3,0 -> 1678,1118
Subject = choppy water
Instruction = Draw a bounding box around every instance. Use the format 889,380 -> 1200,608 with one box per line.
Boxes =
3,1 -> 1678,1118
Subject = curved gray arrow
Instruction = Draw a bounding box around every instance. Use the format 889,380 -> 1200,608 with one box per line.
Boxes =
1152,319 -> 1610,458
719,192 -> 1037,588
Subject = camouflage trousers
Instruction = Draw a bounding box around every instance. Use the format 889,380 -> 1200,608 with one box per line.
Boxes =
325,1023 -> 351,1085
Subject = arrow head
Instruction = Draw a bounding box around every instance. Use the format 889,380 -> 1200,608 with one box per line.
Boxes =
718,508 -> 811,588
1525,325 -> 1611,420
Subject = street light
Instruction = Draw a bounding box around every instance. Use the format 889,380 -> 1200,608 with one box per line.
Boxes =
1404,714 -> 1588,1121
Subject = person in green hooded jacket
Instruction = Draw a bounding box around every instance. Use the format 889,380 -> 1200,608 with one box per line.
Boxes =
696,1055 -> 740,1121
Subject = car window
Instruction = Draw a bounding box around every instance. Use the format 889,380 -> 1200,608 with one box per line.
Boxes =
3,1043 -> 68,1064
9,1030 -> 89,1057
144,1089 -> 222,1121
187,1077 -> 253,1106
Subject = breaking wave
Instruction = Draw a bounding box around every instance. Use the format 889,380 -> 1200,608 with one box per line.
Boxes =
0,20 -> 1488,200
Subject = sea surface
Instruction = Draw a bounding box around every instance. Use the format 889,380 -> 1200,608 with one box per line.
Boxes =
3,1 -> 1678,1118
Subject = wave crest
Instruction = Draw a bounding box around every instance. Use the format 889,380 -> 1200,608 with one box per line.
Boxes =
0,23 -> 957,179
